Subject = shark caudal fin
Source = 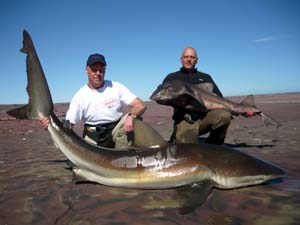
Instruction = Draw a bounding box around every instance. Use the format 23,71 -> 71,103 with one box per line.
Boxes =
238,95 -> 281,127
240,95 -> 281,127
7,30 -> 53,120
261,113 -> 281,128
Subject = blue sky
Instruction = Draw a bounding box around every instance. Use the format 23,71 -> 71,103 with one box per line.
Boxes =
0,0 -> 299,104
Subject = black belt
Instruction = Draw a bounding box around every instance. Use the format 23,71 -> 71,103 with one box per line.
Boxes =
85,120 -> 119,130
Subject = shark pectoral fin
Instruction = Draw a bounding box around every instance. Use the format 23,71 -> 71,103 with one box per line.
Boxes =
71,172 -> 92,184
65,164 -> 87,184
260,112 -> 281,128
186,96 -> 206,111
176,180 -> 213,214
70,167 -> 97,184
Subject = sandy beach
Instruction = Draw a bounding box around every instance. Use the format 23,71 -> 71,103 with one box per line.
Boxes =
1,92 -> 300,225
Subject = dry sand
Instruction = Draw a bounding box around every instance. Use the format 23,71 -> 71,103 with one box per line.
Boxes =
1,92 -> 300,225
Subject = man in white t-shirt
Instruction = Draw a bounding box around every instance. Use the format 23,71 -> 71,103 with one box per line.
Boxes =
40,53 -> 146,148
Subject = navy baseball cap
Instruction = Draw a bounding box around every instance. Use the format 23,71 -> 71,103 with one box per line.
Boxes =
86,53 -> 107,66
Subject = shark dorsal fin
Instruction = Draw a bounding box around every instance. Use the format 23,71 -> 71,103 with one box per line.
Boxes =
240,95 -> 255,106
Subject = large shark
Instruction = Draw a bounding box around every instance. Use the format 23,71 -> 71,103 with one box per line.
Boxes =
150,80 -> 281,127
8,30 -> 285,212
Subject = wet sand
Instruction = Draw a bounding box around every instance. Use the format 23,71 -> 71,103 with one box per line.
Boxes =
1,92 -> 300,225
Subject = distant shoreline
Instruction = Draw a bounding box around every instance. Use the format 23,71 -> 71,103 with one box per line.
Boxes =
2,91 -> 299,106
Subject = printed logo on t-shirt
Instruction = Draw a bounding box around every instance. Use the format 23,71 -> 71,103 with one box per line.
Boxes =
104,98 -> 117,108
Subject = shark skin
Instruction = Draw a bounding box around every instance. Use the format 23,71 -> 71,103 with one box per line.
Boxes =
150,80 -> 281,127
7,30 -> 286,212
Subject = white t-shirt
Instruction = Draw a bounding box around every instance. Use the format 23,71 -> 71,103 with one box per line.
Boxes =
66,80 -> 136,125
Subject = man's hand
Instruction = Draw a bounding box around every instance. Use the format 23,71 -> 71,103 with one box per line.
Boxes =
40,117 -> 50,130
123,114 -> 134,133
243,112 -> 256,117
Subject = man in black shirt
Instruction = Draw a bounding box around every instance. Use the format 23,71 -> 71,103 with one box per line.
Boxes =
162,47 -> 231,145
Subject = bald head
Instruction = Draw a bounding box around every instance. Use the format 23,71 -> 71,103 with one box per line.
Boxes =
181,47 -> 198,58
181,47 -> 198,71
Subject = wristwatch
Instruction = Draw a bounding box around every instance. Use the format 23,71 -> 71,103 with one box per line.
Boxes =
128,112 -> 137,118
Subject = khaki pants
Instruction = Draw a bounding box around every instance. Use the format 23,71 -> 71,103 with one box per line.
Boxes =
111,114 -> 134,148
173,109 -> 232,145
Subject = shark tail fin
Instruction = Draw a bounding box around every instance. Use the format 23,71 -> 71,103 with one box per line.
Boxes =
261,112 -> 281,128
7,105 -> 30,119
7,30 -> 53,120
240,95 -> 255,106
